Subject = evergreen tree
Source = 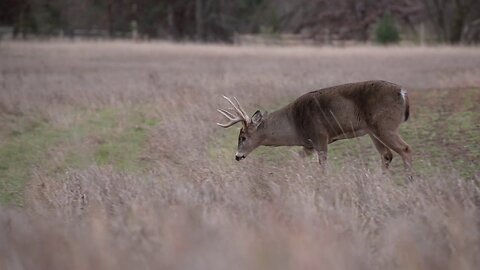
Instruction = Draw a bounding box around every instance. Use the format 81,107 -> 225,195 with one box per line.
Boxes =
375,13 -> 400,44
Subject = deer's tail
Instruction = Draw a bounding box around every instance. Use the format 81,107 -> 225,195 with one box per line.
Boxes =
401,89 -> 410,122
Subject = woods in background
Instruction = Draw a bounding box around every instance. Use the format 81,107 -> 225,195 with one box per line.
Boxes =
1,0 -> 479,44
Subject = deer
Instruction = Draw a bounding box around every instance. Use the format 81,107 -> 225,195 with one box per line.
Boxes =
216,80 -> 412,172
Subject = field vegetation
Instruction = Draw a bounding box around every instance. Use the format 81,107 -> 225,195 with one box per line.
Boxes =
0,41 -> 479,269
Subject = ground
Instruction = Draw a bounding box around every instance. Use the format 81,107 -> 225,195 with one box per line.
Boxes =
0,41 -> 479,270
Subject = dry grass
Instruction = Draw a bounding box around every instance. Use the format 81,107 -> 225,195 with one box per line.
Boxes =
0,41 -> 479,270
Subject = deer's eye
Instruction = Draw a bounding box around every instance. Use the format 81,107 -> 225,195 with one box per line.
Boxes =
240,136 -> 246,142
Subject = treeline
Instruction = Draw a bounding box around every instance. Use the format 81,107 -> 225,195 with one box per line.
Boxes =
1,0 -> 479,43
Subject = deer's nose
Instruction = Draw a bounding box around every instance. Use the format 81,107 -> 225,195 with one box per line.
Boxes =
235,154 -> 245,161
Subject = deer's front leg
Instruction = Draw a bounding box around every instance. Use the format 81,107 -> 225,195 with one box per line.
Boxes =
311,136 -> 328,167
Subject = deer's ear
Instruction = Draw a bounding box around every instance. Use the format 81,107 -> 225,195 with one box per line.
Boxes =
251,110 -> 264,128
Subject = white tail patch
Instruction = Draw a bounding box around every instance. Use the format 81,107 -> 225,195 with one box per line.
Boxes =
400,89 -> 407,103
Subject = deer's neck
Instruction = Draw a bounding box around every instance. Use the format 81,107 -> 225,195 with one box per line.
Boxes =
261,108 -> 300,147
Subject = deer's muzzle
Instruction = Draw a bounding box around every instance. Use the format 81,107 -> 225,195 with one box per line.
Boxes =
235,153 -> 246,161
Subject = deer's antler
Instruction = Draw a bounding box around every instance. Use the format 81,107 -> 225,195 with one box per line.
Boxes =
216,96 -> 250,128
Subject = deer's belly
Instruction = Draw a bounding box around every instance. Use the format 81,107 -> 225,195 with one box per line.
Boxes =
329,129 -> 367,143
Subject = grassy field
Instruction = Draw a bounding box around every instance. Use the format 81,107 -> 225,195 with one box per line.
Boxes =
0,41 -> 479,269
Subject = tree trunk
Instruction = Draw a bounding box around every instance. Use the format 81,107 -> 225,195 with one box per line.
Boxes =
107,0 -> 114,37
450,0 -> 466,43
196,0 -> 203,41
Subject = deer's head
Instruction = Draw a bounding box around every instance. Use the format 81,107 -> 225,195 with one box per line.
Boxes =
217,96 -> 266,161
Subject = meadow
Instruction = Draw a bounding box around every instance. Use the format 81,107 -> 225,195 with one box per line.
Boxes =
0,41 -> 479,270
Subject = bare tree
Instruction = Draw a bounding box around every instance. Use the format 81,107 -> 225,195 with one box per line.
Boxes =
422,0 -> 480,43
277,0 -> 422,43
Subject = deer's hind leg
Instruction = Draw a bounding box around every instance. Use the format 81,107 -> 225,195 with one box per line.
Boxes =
369,134 -> 394,172
371,130 -> 412,172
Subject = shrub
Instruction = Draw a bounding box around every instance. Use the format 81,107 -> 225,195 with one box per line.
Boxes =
375,13 -> 400,44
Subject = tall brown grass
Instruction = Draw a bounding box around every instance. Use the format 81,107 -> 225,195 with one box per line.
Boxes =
0,41 -> 479,270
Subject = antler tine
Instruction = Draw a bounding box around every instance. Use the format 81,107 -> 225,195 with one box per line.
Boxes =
233,96 -> 250,122
216,108 -> 245,128
222,96 -> 250,123
217,109 -> 236,120
217,121 -> 244,128
222,96 -> 241,115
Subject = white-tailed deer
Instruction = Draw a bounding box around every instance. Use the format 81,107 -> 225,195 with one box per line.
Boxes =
217,80 -> 412,171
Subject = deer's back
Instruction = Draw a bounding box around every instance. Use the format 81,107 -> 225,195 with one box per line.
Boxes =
290,80 -> 406,141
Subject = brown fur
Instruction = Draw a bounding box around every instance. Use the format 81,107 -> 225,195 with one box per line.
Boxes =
291,80 -> 407,144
